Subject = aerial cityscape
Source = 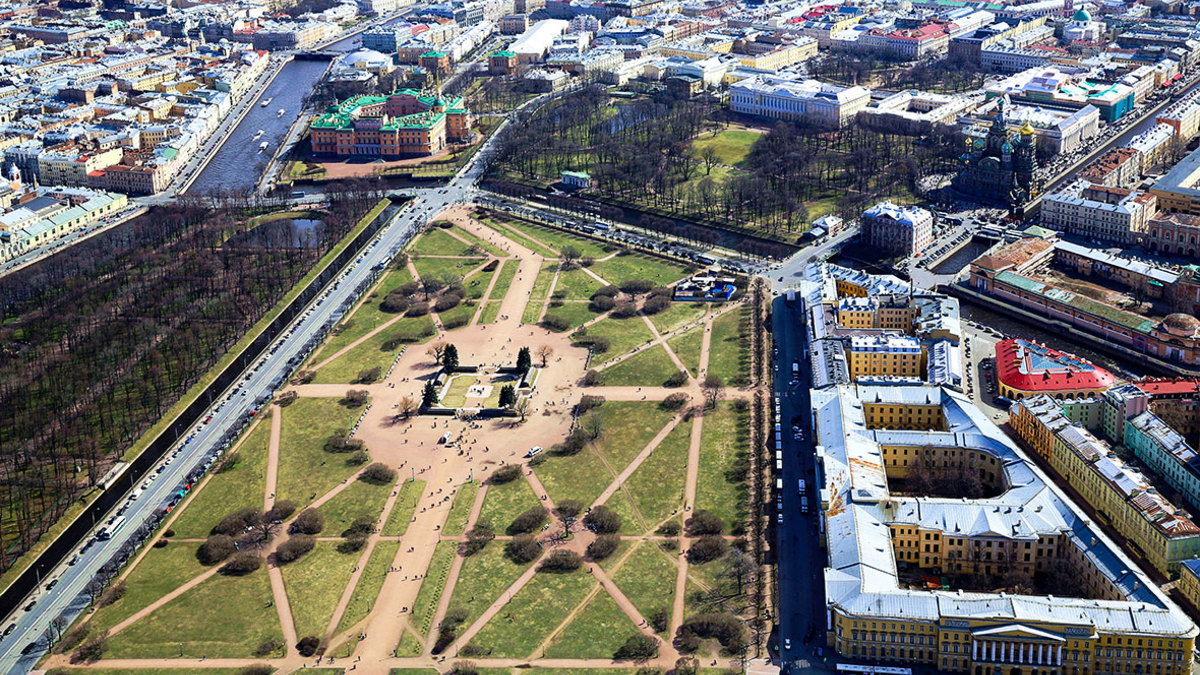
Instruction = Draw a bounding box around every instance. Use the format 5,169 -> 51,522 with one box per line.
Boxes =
11,0 -> 1200,672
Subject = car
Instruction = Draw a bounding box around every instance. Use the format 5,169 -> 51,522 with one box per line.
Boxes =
23,601 -> 35,612
784,638 -> 792,651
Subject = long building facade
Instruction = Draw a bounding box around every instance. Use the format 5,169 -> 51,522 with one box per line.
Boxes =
310,90 -> 472,158
802,263 -> 1198,675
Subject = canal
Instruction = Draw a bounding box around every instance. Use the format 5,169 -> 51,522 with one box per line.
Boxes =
187,32 -> 362,196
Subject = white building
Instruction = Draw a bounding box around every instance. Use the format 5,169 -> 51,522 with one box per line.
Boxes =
729,74 -> 870,127
508,19 -> 569,63
860,200 -> 934,256
1040,180 -> 1158,244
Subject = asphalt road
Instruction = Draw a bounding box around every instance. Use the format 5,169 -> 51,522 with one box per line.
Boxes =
771,293 -> 833,674
0,127 -> 500,673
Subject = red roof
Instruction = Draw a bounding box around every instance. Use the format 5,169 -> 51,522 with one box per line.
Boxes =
1133,379 -> 1200,397
994,338 -> 1116,393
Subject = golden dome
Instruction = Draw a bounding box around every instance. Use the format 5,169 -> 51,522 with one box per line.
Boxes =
1020,122 -> 1036,135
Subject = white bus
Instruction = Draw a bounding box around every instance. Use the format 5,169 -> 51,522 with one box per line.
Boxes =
98,515 -> 127,541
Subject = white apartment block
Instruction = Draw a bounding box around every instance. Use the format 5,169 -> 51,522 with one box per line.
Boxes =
729,74 -> 870,127
1040,180 -> 1158,244
860,200 -> 934,256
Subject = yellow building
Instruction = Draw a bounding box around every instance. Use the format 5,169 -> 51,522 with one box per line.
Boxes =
1179,560 -> 1200,610
807,263 -> 1198,675
1010,396 -> 1200,577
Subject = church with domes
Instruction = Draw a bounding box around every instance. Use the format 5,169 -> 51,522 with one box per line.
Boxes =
952,99 -> 1042,209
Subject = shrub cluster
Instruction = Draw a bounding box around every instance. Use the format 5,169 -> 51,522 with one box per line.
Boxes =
507,506 -> 549,535
675,613 -> 747,655
584,505 -> 621,534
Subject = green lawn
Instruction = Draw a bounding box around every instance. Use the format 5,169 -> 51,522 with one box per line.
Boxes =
463,265 -> 498,300
281,541 -> 359,640
544,591 -> 640,658
395,629 -> 425,657
499,219 -> 612,259
554,268 -> 603,300
437,301 -> 477,330
104,566 -> 281,658
444,481 -> 480,536
275,398 -> 362,508
311,314 -> 436,384
446,543 -> 534,628
467,567 -> 598,657
480,216 -> 557,258
611,542 -> 678,637
578,315 -> 656,365
440,224 -> 508,257
695,403 -> 749,529
589,252 -> 691,288
86,542 -> 208,634
48,670 -> 247,675
411,256 -> 487,283
587,401 -> 677,470
649,301 -> 707,334
478,301 -> 502,324
533,448 -> 611,509
336,540 -> 401,634
382,479 -> 426,536
542,302 -> 600,332
477,477 -> 542,533
411,541 -> 456,636
530,261 -> 558,300
708,307 -> 751,386
667,324 -> 704,377
523,300 -> 545,325
319,267 -> 415,358
409,228 -> 488,258
488,259 -> 519,301
318,478 -> 392,533
171,414 -> 270,537
620,416 -> 690,531
600,345 -> 682,387
691,129 -> 762,167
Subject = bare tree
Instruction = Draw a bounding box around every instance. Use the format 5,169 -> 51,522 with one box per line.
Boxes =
427,341 -> 448,364
700,145 -> 719,175
536,344 -> 554,368
399,395 -> 419,419
702,374 -> 724,409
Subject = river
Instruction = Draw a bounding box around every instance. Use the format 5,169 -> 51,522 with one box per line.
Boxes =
187,32 -> 363,196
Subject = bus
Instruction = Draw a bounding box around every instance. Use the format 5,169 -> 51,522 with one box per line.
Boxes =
837,664 -> 912,675
98,515 -> 127,541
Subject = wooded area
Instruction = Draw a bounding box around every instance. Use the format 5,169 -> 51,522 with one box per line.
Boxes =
489,84 -> 962,240
0,192 -> 378,570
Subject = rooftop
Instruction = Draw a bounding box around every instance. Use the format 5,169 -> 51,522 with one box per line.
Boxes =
995,338 -> 1116,393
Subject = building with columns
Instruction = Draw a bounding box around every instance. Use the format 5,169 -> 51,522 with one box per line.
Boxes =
803,263 -> 1198,675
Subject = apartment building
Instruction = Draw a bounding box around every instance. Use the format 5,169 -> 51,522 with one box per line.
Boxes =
860,201 -> 934,257
1040,181 -> 1157,245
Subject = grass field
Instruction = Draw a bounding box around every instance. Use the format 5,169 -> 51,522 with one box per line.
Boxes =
410,228 -> 489,258
619,416 -> 690,531
707,307 -> 750,386
587,402 -> 677,470
578,316 -> 655,365
477,478 -> 541,533
467,566 -> 598,657
311,313 -> 436,384
479,217 -> 557,258
499,219 -> 611,260
667,324 -> 704,377
412,256 -> 487,284
275,398 -> 362,508
336,540 -> 401,634
318,477 -> 392,532
600,345 -> 681,387
611,542 -> 678,636
411,541 -> 456,637
695,402 -> 749,529
543,591 -> 639,658
488,260 -> 519,301
104,567 -> 281,658
281,541 -> 359,640
463,264 -> 498,300
446,543 -> 533,628
691,129 -> 761,167
170,414 -> 271,537
444,481 -> 480,536
529,262 -> 557,300
319,267 -> 414,358
478,301 -> 502,324
86,542 -> 207,634
437,301 -> 477,330
534,447 -> 612,509
648,301 -> 707,334
589,252 -> 691,288
553,268 -> 603,300
541,302 -> 599,332
441,224 -> 507,257
382,479 -> 426,536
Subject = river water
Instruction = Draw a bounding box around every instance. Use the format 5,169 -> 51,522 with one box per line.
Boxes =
187,32 -> 362,196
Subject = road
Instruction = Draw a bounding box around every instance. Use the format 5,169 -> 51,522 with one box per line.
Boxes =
770,224 -> 859,294
0,119 -> 502,674
771,293 -> 831,674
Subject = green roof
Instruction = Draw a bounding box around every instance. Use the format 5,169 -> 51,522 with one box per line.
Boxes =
994,270 -> 1158,333
421,50 -> 447,58
311,90 -> 466,132
492,50 -> 516,57
1021,225 -> 1057,239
